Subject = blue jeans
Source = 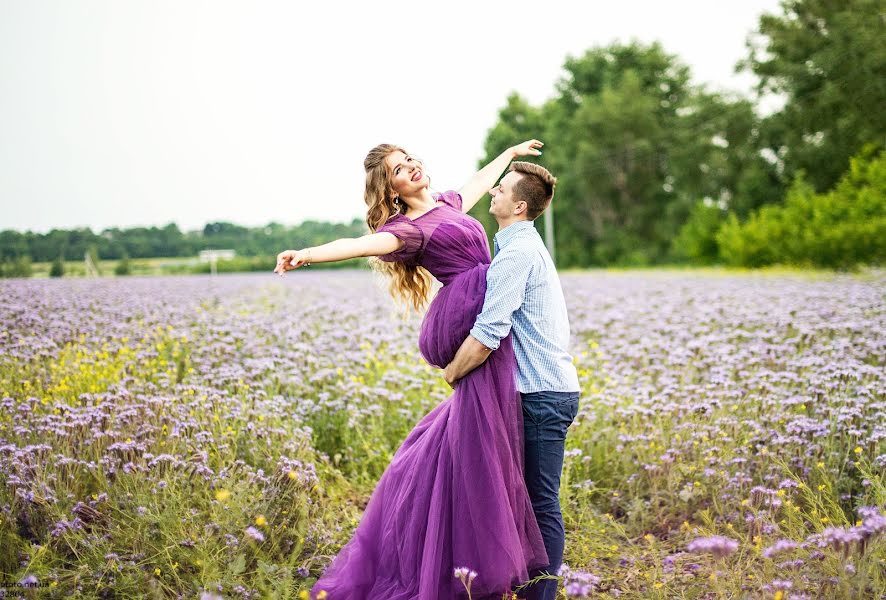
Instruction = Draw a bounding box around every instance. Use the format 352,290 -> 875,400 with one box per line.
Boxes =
517,390 -> 580,600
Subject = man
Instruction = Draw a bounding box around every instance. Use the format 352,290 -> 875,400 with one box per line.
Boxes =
443,161 -> 581,600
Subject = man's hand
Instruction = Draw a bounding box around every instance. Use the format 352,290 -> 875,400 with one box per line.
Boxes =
442,364 -> 458,389
441,336 -> 493,391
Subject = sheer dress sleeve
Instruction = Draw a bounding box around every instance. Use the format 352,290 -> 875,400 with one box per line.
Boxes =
376,216 -> 424,265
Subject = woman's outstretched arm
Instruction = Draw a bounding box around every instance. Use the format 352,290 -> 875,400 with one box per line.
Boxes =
274,232 -> 402,274
457,139 -> 543,213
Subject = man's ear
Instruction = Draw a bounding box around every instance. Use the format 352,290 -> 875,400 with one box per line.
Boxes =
514,200 -> 528,216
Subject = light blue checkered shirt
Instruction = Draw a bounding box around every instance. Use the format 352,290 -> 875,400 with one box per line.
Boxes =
469,220 -> 580,394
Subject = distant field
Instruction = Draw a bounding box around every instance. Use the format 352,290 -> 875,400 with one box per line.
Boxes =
29,256 -> 202,277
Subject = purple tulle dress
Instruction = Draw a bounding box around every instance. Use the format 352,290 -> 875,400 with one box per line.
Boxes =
310,190 -> 548,600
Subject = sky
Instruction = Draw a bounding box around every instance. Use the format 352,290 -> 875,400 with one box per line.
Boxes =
0,0 -> 784,234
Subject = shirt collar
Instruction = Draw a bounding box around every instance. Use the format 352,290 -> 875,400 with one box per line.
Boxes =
493,220 -> 534,253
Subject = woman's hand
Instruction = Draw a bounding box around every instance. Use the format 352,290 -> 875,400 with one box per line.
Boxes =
457,139 -> 546,213
274,249 -> 309,275
511,139 -> 544,158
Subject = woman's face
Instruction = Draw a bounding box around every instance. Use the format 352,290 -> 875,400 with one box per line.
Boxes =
384,150 -> 429,199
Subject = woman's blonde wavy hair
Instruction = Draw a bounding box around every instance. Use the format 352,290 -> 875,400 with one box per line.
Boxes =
364,144 -> 434,312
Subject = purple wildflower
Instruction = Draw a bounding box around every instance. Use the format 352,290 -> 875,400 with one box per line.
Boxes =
776,559 -> 804,570
558,564 -> 600,598
244,526 -> 264,542
687,535 -> 739,558
771,579 -> 793,590
762,539 -> 798,558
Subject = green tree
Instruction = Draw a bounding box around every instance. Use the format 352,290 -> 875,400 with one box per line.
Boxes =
0,231 -> 29,260
477,42 -> 777,266
741,0 -> 886,191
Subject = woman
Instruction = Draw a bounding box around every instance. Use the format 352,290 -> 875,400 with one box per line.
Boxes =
274,140 -> 549,599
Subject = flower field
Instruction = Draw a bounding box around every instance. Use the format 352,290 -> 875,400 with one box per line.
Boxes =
0,270 -> 883,599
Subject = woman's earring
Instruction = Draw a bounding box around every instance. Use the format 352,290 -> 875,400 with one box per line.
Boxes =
393,196 -> 401,211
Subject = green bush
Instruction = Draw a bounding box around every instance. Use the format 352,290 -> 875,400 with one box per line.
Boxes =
0,256 -> 32,278
114,253 -> 132,276
49,255 -> 65,278
671,201 -> 726,264
717,146 -> 886,269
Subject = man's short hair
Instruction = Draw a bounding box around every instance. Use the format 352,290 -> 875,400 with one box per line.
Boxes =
509,161 -> 556,220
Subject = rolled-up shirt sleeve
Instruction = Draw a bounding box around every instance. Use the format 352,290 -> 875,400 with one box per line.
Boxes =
469,246 -> 533,351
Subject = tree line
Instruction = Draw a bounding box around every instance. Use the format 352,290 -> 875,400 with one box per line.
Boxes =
0,220 -> 366,267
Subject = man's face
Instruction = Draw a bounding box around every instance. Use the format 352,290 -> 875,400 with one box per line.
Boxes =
488,171 -> 525,220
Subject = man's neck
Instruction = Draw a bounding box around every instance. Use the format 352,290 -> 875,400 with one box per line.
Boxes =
495,217 -> 529,232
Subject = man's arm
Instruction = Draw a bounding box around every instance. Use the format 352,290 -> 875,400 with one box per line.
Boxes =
442,247 -> 532,387
443,336 -> 492,386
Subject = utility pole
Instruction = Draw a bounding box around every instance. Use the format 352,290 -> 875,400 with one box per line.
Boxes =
84,251 -> 99,277
543,208 -> 556,265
